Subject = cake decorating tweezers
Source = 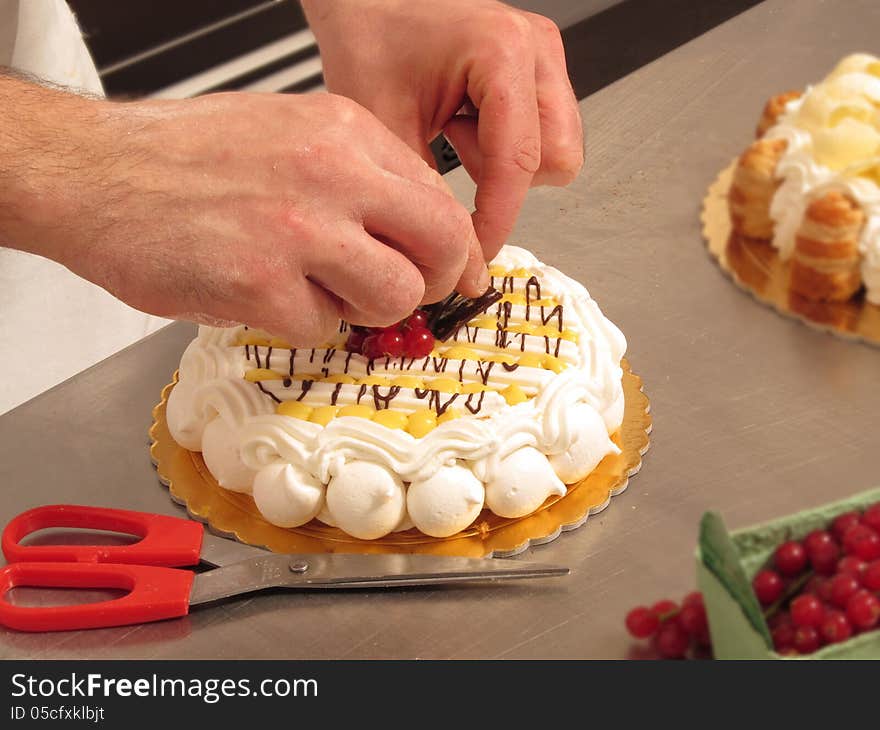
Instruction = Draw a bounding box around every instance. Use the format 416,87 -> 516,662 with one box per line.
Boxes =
0,505 -> 569,632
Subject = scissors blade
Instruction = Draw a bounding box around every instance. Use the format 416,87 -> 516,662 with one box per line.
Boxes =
188,553 -> 568,606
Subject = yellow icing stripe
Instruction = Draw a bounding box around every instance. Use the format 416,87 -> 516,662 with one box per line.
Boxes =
487,266 -> 533,278
274,401 -> 454,437
244,369 -> 284,382
499,293 -> 559,307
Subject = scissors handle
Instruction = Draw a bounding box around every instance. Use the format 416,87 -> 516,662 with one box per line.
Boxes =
2,505 -> 204,567
0,562 -> 194,632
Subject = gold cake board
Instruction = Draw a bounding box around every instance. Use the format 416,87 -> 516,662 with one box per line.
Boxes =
702,160 -> 880,347
150,359 -> 651,558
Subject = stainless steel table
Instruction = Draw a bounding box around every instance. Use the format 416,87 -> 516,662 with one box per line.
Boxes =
2,0 -> 879,659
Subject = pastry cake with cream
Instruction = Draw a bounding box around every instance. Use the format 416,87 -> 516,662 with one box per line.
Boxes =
165,245 -> 627,541
729,53 -> 880,303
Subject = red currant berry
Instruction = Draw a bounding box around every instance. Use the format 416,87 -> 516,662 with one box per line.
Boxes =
863,503 -> 880,532
772,622 -> 795,652
820,610 -> 853,645
829,574 -> 861,609
624,606 -> 660,639
404,310 -> 429,330
682,592 -> 703,609
847,590 -> 880,631
805,529 -> 834,554
843,524 -> 880,561
804,530 -> 840,575
651,599 -> 678,621
774,540 -> 808,577
832,511 -> 862,541
678,603 -> 708,638
654,621 -> 690,659
862,561 -> 880,591
752,570 -> 784,605
792,625 -> 821,655
402,326 -> 434,358
836,556 -> 867,577
363,330 -> 405,359
790,594 -> 826,628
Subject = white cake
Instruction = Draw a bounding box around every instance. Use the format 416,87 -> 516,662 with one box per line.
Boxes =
166,246 -> 627,540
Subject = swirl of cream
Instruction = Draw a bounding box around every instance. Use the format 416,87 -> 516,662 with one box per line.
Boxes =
238,414 -> 320,472
325,460 -> 407,539
201,417 -> 257,493
309,416 -> 498,484
252,462 -> 324,527
407,464 -> 485,537
167,339 -> 247,449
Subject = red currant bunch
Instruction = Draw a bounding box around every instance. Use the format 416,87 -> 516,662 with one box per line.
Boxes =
345,310 -> 435,359
748,502 -> 880,656
624,592 -> 711,659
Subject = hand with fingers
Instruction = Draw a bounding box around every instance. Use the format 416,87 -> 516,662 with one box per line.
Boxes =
302,0 -> 584,260
0,79 -> 489,345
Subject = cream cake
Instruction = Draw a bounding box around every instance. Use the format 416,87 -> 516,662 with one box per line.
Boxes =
729,53 -> 880,303
165,245 -> 627,540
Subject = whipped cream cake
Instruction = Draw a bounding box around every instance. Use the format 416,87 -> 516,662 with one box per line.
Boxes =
730,53 -> 880,302
166,246 -> 627,540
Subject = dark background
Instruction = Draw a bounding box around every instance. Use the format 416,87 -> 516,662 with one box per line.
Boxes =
67,0 -> 765,171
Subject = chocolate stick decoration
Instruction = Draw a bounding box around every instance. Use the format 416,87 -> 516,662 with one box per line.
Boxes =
423,287 -> 503,342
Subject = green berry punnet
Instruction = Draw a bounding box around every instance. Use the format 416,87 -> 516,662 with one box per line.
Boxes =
697,486 -> 880,659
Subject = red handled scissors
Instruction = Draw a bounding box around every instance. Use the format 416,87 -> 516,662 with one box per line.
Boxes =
0,505 -> 568,632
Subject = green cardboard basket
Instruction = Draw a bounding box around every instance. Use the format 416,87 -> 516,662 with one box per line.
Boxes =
696,487 -> 880,660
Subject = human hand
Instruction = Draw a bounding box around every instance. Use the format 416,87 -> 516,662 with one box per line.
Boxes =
0,79 -> 489,345
302,0 -> 584,259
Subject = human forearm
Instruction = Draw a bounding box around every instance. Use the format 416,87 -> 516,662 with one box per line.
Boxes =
0,75 -> 487,343
0,71 -> 114,259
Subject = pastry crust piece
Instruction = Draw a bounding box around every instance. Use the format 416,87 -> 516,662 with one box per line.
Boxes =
729,137 -> 787,240
790,190 -> 864,301
756,90 -> 802,137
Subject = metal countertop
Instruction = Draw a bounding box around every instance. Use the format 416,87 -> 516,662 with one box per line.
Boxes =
1,0 -> 879,659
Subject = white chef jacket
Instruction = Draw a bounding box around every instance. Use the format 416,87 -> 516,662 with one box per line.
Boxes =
0,0 -> 169,415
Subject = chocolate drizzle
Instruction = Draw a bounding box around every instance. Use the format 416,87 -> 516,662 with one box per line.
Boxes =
296,379 -> 313,401
525,276 -> 541,321
256,381 -> 281,404
414,388 -> 459,415
372,385 -> 401,410
240,267 -> 571,420
465,391 -> 486,414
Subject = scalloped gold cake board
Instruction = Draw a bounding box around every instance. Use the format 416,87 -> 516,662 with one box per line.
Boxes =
150,360 -> 650,558
702,161 -> 880,347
